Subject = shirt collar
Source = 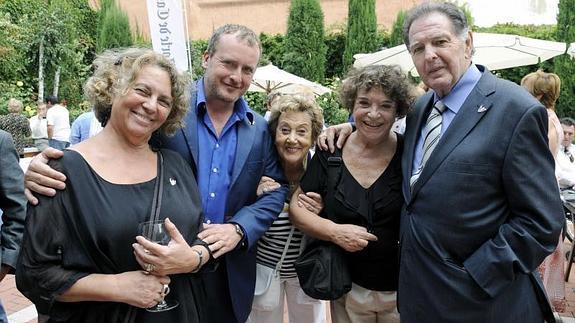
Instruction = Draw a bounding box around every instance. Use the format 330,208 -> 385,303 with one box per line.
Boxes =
195,78 -> 252,123
433,64 -> 482,114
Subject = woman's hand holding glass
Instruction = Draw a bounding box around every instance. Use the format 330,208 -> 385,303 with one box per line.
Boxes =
133,218 -> 207,276
113,271 -> 170,309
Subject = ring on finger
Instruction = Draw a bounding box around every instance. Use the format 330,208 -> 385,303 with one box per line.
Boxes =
145,263 -> 155,273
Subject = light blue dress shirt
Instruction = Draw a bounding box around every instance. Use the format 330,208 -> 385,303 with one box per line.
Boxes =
69,111 -> 94,145
411,65 -> 482,175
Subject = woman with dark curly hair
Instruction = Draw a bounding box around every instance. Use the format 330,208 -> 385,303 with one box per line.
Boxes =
16,48 -> 210,323
290,65 -> 415,323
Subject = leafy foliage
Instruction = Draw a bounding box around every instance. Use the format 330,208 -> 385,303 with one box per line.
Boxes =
342,0 -> 377,71
389,10 -> 406,47
97,2 -> 133,52
317,77 -> 348,126
260,33 -> 285,67
190,39 -> 208,79
325,32 -> 346,78
282,0 -> 327,82
0,0 -> 99,120
0,13 -> 26,81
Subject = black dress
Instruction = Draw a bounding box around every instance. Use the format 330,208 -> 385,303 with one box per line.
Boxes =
300,135 -> 403,291
16,149 -> 206,323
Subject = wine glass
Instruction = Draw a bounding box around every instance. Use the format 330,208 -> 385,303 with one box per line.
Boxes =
138,219 -> 179,312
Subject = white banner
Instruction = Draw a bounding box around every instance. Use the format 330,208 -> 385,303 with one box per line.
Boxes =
146,0 -> 189,71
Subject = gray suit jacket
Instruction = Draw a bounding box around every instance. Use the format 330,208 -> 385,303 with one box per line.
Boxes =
398,66 -> 563,322
0,130 -> 26,272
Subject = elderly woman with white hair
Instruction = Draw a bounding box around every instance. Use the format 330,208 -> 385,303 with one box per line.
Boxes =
0,98 -> 31,156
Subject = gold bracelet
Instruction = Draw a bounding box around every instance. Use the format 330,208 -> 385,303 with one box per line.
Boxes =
191,248 -> 203,273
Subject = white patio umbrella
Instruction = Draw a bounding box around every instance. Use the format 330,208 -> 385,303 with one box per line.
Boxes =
354,32 -> 567,77
568,42 -> 575,59
248,63 -> 332,96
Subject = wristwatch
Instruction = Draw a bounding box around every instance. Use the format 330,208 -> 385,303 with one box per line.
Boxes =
232,223 -> 244,239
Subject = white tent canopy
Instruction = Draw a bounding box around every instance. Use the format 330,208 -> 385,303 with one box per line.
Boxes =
354,32 -> 567,77
248,64 -> 331,96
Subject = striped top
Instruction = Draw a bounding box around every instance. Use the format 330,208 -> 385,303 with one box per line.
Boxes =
256,202 -> 304,278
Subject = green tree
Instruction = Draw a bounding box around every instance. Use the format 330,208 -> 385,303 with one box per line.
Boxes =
342,0 -> 377,70
0,0 -> 97,113
282,0 -> 326,82
97,1 -> 133,52
554,0 -> 575,118
389,10 -> 406,46
260,33 -> 285,67
0,13 -> 27,81
325,32 -> 346,78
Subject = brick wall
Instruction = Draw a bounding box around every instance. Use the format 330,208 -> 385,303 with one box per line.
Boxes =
116,0 -> 421,40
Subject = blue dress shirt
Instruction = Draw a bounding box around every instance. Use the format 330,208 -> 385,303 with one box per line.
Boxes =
196,78 -> 249,224
69,111 -> 94,145
411,65 -> 482,175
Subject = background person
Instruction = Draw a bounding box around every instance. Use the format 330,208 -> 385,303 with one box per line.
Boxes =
0,98 -> 31,157
16,48 -> 210,323
263,91 -> 282,121
291,65 -> 414,323
45,95 -> 70,150
558,117 -> 575,189
521,70 -> 563,159
69,110 -> 103,145
247,94 -> 326,323
29,103 -> 49,151
521,70 -> 566,312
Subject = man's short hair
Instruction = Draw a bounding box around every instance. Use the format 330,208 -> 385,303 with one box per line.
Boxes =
206,24 -> 261,57
45,95 -> 59,105
561,117 -> 575,127
402,2 -> 470,50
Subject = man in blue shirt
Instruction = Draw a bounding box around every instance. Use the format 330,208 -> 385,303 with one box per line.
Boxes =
69,111 -> 102,145
24,24 -> 287,323
159,24 -> 288,322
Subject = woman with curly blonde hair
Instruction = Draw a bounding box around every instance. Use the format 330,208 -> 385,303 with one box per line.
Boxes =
17,48 -> 210,323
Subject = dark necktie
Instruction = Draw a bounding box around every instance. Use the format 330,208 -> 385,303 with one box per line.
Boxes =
565,146 -> 574,163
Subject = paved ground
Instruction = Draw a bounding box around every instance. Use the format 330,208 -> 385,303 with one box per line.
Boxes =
3,253 -> 575,323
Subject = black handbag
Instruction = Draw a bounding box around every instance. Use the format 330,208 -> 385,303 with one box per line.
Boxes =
294,150 -> 352,300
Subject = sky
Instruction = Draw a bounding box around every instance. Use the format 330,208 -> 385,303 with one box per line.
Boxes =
463,0 -> 558,27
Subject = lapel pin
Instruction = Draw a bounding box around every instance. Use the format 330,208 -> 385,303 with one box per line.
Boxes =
477,105 -> 488,113
169,178 -> 177,186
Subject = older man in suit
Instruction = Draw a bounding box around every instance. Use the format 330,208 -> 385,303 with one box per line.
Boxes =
399,3 -> 562,322
319,2 -> 563,322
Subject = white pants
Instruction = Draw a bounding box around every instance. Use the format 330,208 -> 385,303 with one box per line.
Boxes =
331,283 -> 399,323
247,276 -> 326,323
